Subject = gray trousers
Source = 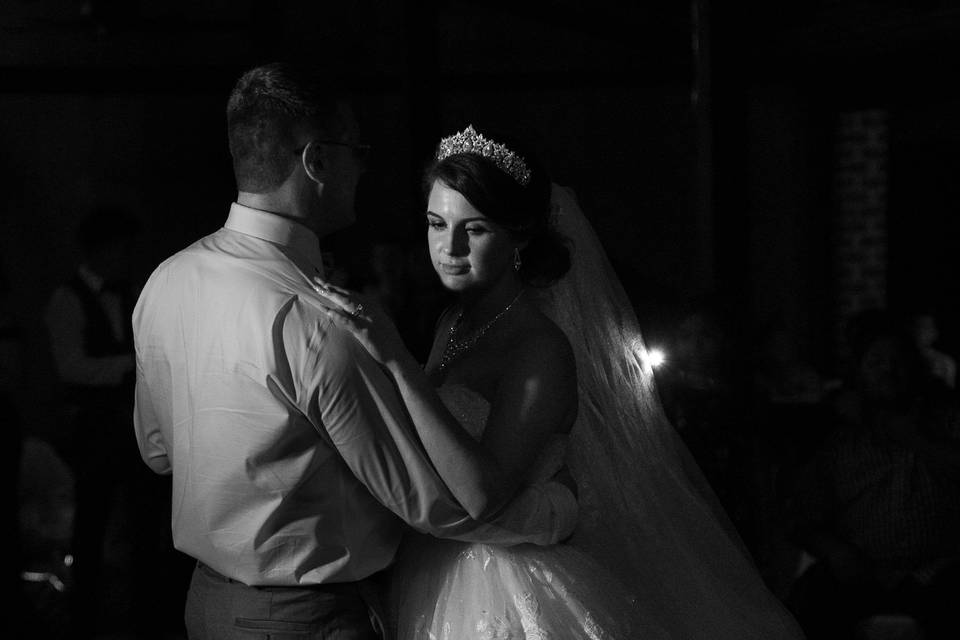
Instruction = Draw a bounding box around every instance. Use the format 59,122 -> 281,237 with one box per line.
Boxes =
184,562 -> 384,640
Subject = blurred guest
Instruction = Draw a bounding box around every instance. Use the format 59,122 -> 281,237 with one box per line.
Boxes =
656,300 -> 758,547
360,238 -> 449,363
907,311 -> 956,391
361,239 -> 409,321
5,264 -> 75,636
788,309 -> 960,640
17,436 -> 75,638
44,206 -> 187,638
749,322 -> 831,599
658,303 -> 735,445
1,263 -> 31,635
44,206 -> 138,637
754,322 -> 825,407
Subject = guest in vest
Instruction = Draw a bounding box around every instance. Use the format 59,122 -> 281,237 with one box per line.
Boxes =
44,206 -> 148,638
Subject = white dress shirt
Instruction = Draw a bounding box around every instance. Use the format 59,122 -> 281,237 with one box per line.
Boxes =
133,203 -> 576,586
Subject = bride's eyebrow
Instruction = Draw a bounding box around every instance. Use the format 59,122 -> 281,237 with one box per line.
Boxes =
425,211 -> 490,225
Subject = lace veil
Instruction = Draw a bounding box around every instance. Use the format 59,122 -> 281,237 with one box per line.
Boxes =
533,184 -> 805,639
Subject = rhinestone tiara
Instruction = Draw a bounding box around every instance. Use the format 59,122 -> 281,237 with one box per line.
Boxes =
436,125 -> 532,186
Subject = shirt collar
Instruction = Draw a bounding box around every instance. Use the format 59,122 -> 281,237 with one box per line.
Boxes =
224,203 -> 325,277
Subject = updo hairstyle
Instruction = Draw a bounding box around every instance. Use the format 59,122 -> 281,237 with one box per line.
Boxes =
424,134 -> 570,287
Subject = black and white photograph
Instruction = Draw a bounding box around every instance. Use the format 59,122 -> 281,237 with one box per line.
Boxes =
4,2 -> 959,639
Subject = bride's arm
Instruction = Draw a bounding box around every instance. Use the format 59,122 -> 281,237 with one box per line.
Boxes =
381,346 -> 509,519
390,327 -> 576,519
313,282 -> 577,520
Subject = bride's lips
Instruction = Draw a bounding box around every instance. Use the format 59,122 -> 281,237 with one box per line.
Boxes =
439,262 -> 469,275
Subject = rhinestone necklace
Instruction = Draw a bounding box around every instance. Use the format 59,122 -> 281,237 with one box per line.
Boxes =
438,289 -> 524,373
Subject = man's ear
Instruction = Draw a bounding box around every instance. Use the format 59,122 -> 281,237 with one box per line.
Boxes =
302,141 -> 324,183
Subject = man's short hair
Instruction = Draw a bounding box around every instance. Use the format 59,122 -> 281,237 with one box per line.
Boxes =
226,63 -> 342,193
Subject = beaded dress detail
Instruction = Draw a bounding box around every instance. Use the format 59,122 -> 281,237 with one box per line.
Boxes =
438,290 -> 524,373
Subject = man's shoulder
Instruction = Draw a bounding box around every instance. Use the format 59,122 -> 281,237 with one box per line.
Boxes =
137,229 -> 305,322
146,229 -> 223,272
146,228 -> 290,285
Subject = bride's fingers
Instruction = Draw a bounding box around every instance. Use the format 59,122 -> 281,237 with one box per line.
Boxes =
311,279 -> 373,321
312,282 -> 354,311
313,277 -> 356,298
312,280 -> 371,316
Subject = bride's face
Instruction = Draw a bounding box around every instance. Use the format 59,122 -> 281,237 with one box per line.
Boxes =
426,180 -> 516,294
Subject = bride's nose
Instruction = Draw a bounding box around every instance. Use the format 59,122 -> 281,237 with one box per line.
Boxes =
438,229 -> 468,257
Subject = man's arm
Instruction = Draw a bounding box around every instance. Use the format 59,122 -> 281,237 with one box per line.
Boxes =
288,300 -> 576,545
133,351 -> 172,475
131,285 -> 173,476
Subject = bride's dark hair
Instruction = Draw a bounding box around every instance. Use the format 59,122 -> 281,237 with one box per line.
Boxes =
424,133 -> 570,287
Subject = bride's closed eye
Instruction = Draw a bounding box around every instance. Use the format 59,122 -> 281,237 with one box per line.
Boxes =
426,217 -> 446,230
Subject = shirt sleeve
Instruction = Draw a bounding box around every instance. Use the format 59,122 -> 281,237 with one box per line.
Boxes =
133,354 -> 172,475
45,287 -> 133,387
286,298 -> 576,545
131,285 -> 173,476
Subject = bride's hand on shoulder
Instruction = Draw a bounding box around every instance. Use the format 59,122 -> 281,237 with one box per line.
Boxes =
312,277 -> 412,369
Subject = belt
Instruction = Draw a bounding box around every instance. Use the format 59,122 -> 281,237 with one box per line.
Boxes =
195,561 -> 374,596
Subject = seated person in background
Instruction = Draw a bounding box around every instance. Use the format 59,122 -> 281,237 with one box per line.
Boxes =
788,309 -> 960,640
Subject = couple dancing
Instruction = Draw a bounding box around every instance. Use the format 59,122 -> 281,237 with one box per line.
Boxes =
133,63 -> 804,639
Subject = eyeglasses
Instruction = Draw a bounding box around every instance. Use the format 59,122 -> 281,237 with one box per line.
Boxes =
295,140 -> 371,163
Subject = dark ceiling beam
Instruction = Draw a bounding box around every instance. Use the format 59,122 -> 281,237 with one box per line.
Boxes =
447,0 -> 688,53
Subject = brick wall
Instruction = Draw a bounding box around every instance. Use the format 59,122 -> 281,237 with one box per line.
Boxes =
833,109 -> 888,366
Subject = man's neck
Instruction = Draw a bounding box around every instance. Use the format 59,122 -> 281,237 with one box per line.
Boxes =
236,191 -> 320,235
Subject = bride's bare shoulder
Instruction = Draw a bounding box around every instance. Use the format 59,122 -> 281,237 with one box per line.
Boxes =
511,305 -> 576,375
498,306 -> 577,430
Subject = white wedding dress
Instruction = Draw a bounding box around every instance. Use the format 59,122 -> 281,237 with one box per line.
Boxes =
389,186 -> 805,639
390,384 -> 667,640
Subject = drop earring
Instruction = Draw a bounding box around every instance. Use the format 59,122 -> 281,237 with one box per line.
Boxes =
513,248 -> 522,272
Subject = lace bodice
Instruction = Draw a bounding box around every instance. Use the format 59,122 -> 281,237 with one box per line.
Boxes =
436,383 -> 566,484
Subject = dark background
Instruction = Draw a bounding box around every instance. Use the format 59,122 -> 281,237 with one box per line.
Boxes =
4,1 -> 960,432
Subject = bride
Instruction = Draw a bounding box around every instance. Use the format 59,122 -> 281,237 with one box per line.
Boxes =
316,125 -> 804,639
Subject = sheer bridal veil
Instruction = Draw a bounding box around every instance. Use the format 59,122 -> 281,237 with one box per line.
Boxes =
534,185 -> 805,639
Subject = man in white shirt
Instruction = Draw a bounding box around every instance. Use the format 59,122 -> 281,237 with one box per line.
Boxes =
133,63 -> 576,640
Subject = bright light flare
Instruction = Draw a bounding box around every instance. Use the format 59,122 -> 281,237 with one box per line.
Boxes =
632,339 -> 667,370
646,348 -> 666,368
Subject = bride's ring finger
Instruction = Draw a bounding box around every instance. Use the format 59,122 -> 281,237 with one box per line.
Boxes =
351,303 -> 365,318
